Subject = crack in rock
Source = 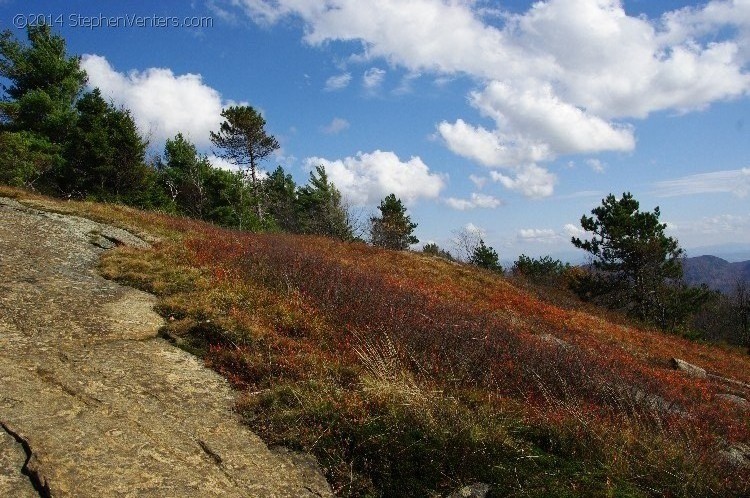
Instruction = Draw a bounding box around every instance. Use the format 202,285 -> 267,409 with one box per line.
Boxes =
1,422 -> 51,498
198,439 -> 223,466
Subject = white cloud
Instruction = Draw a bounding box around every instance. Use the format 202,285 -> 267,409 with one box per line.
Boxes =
654,168 -> 750,198
490,164 -> 556,199
563,223 -> 587,239
473,81 -> 634,153
464,222 -> 486,237
304,150 -> 446,206
680,213 -> 750,235
81,54 -> 236,147
586,158 -> 606,173
363,67 -> 386,89
324,73 -> 352,91
518,228 -> 559,243
225,0 -> 750,197
393,72 -> 421,95
208,154 -> 239,172
515,223 -> 589,244
445,193 -> 503,210
438,118 -> 551,167
468,174 -> 487,189
321,117 -> 350,134
209,155 -> 271,179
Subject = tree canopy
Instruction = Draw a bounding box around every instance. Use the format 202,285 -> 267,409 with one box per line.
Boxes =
370,194 -> 418,250
469,239 -> 502,273
571,192 -> 706,328
210,106 -> 279,221
297,165 -> 353,240
0,25 -> 149,203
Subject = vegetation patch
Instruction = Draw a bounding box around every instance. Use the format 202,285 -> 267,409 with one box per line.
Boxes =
85,206 -> 750,496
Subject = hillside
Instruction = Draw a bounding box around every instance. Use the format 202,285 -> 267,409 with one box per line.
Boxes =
683,255 -> 750,294
2,186 -> 749,497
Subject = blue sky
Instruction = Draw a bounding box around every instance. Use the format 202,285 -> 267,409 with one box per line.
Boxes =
2,0 -> 749,262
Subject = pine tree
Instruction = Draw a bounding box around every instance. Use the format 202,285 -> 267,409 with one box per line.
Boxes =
297,165 -> 352,240
470,239 -> 502,273
571,192 -> 706,328
370,194 -> 418,250
210,106 -> 278,223
263,166 -> 299,232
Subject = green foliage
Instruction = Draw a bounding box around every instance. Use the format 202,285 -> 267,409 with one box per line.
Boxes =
297,165 -> 352,240
157,133 -> 215,218
513,254 -> 570,281
422,242 -> 454,261
370,194 -> 418,250
0,24 -> 85,143
155,133 -> 269,230
62,89 -> 148,202
469,239 -> 502,273
0,130 -> 62,188
571,192 -> 707,329
263,166 -> 298,232
0,25 -> 153,206
210,106 -> 279,221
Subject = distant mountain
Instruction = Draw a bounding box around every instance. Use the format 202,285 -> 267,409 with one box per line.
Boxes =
685,244 -> 750,263
682,255 -> 750,294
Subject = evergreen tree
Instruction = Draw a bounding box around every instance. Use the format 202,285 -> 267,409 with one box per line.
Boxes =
210,106 -> 278,223
0,130 -> 62,188
422,242 -> 454,261
469,239 -> 502,273
263,166 -> 299,232
571,192 -> 706,328
0,24 -> 86,141
0,24 -> 86,190
512,254 -> 570,281
64,89 -> 148,201
370,194 -> 418,250
158,133 -> 214,218
297,165 -> 352,240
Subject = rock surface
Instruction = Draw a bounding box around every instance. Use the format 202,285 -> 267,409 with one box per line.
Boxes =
0,197 -> 331,497
670,358 -> 707,378
722,443 -> 750,469
447,482 -> 490,498
717,393 -> 750,408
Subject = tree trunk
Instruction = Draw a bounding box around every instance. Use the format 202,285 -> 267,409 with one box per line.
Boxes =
249,157 -> 263,221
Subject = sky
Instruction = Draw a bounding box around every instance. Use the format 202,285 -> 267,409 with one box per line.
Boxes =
2,0 -> 749,262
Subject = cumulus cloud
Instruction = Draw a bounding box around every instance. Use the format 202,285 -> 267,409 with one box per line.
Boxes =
304,150 -> 446,206
363,67 -> 386,89
321,117 -> 350,134
324,73 -> 352,91
563,223 -> 587,239
437,82 -> 635,173
208,154 -> 239,172
81,54 -> 235,146
489,165 -> 556,199
445,193 -> 503,210
208,155 -> 271,178
518,228 -> 559,243
654,168 -> 750,198
516,223 -> 589,244
222,0 -> 750,196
